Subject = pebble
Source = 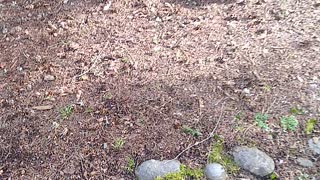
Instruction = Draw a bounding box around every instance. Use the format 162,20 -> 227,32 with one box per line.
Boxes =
236,0 -> 245,5
297,157 -> 314,167
103,143 -> 108,149
308,137 -> 320,154
205,163 -> 227,180
103,1 -> 112,11
232,146 -> 275,177
35,55 -> 42,62
242,88 -> 250,96
309,83 -> 318,89
135,159 -> 180,180
2,27 -> 8,34
17,66 -> 23,71
44,74 -> 55,81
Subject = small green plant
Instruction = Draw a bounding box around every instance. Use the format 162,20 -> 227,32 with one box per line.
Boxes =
235,112 -> 243,121
263,85 -> 271,92
155,165 -> 203,180
280,115 -> 299,131
112,138 -> 125,150
254,113 -> 269,130
290,107 -> 304,115
304,119 -> 317,135
121,57 -> 129,63
125,157 -> 135,173
269,172 -> 278,180
208,138 -> 239,174
182,125 -> 202,138
60,105 -> 73,119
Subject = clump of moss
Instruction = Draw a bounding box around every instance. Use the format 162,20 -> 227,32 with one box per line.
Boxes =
155,165 -> 203,180
207,138 -> 239,174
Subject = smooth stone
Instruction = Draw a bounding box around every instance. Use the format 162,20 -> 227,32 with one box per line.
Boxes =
297,157 -> 314,167
232,146 -> 275,177
308,137 -> 320,154
135,159 -> 180,180
205,163 -> 227,180
44,74 -> 55,81
309,83 -> 318,89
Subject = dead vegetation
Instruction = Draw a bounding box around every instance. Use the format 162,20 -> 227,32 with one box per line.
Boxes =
0,0 -> 319,179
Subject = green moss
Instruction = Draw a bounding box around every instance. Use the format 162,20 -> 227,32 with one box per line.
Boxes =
269,172 -> 278,180
305,119 -> 317,135
289,107 -> 304,115
156,165 -> 203,180
207,139 -> 239,174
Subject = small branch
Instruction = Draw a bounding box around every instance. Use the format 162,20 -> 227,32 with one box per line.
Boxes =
173,100 -> 226,160
71,53 -> 101,81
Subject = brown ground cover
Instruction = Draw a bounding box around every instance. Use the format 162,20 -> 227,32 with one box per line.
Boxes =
0,0 -> 319,179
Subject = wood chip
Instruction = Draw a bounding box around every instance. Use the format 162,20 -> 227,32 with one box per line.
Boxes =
32,105 -> 54,110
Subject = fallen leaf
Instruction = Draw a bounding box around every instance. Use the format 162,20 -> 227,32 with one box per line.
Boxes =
32,105 -> 54,110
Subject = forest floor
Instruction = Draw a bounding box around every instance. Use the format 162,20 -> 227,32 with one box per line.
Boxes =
1,0 -> 319,179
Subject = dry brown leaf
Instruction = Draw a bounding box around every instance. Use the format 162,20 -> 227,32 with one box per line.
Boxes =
32,105 -> 54,110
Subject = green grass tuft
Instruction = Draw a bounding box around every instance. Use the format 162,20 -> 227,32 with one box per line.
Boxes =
208,138 -> 239,174
60,105 -> 73,119
156,165 -> 203,180
112,138 -> 125,150
125,157 -> 135,173
304,119 -> 317,135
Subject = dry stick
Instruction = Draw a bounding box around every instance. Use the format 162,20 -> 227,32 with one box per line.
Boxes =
72,54 -> 101,82
173,101 -> 226,160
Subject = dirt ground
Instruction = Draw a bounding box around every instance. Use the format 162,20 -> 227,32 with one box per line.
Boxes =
0,0 -> 319,179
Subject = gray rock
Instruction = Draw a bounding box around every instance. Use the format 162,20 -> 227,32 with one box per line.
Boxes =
242,88 -> 250,95
297,157 -> 313,167
309,83 -> 318,89
135,159 -> 180,180
205,163 -> 227,180
103,143 -> 108,149
232,146 -> 275,177
308,137 -> 320,154
2,27 -> 8,34
44,74 -> 55,81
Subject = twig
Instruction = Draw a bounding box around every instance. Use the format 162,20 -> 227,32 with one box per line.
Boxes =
173,100 -> 226,160
265,97 -> 280,114
71,53 -> 101,81
242,124 -> 256,136
3,139 -> 12,161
